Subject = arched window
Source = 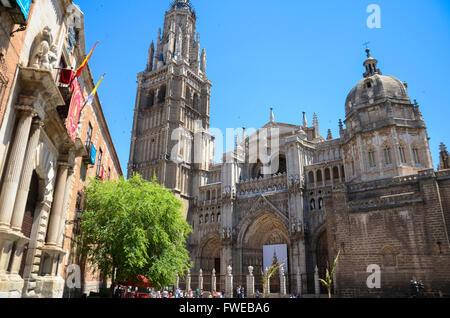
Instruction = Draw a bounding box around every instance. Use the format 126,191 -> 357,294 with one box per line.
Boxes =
310,199 -> 316,210
318,198 -> 324,210
217,213 -> 221,223
412,146 -> 420,164
211,213 -> 215,223
206,190 -> 211,201
205,214 -> 209,223
147,90 -> 155,107
368,150 -> 376,168
383,147 -> 392,165
399,145 -> 407,164
333,166 -> 339,181
325,168 -> 331,182
275,154 -> 287,175
193,93 -> 199,111
199,215 -> 203,224
185,87 -> 191,107
308,171 -> 314,184
316,170 -> 323,183
251,160 -> 264,179
158,85 -> 166,103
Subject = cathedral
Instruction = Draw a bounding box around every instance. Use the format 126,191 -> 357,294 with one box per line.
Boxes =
128,0 -> 450,297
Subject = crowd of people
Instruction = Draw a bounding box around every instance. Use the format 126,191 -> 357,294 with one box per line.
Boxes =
113,284 -> 300,298
113,285 -> 227,298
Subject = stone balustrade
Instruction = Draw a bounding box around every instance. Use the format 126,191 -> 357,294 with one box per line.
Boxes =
237,173 -> 287,198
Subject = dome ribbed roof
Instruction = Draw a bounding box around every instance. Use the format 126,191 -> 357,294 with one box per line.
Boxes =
345,74 -> 410,115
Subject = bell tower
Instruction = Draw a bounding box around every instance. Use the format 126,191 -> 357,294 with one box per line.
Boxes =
128,0 -> 213,215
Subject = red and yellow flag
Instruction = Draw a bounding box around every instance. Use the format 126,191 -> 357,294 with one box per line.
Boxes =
75,41 -> 99,78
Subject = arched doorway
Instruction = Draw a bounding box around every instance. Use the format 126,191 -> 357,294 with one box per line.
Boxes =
316,230 -> 329,294
199,237 -> 221,292
240,212 -> 290,294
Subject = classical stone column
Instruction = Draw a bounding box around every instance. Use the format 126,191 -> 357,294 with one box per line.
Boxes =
211,268 -> 216,292
45,163 -> 69,246
10,120 -> 42,232
246,266 -> 255,298
0,108 -> 35,228
314,266 -> 320,298
198,269 -> 203,291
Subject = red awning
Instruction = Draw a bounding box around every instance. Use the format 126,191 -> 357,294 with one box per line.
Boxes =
123,275 -> 153,288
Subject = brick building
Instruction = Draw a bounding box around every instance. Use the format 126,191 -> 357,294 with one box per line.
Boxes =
129,0 -> 450,297
0,0 -> 122,298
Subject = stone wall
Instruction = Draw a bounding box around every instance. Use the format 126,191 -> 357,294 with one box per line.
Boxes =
326,172 -> 450,297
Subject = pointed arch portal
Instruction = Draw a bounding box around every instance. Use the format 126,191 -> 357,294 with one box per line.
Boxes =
239,211 -> 290,293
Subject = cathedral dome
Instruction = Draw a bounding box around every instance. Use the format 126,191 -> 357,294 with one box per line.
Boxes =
345,74 -> 410,115
345,49 -> 410,116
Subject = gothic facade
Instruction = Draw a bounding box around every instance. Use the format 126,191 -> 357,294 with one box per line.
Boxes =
129,0 -> 450,297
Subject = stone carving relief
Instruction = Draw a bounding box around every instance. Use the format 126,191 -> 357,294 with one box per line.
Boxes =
29,27 -> 58,70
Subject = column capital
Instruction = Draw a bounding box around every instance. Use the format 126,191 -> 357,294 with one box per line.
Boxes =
57,161 -> 71,168
31,118 -> 44,128
14,105 -> 38,118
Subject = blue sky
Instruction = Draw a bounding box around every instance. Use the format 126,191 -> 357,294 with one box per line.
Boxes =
75,0 -> 450,174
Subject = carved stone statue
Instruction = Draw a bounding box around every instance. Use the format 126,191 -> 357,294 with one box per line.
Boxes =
227,265 -> 232,276
30,27 -> 58,70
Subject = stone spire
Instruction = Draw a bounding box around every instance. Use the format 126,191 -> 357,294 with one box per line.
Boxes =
327,129 -> 333,141
270,108 -> 275,122
302,112 -> 307,127
363,48 -> 382,78
200,48 -> 206,73
339,119 -> 344,137
439,142 -> 449,170
147,41 -> 154,72
313,113 -> 319,136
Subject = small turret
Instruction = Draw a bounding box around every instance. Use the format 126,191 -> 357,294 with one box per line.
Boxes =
313,113 -> 319,138
439,142 -> 449,170
302,112 -> 307,128
147,41 -> 154,72
270,108 -> 275,123
200,48 -> 206,73
363,48 -> 382,78
327,129 -> 333,141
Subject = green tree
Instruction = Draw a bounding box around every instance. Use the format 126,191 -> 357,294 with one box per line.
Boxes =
79,174 -> 192,290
